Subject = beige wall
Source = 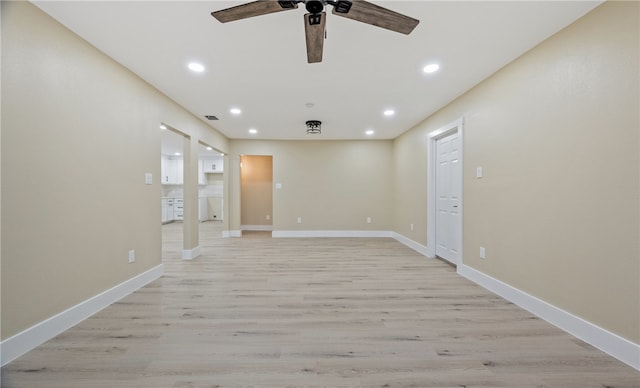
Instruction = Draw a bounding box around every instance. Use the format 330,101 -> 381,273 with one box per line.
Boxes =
240,155 -> 273,227
1,2 -> 228,339
230,140 -> 394,232
394,1 -> 639,343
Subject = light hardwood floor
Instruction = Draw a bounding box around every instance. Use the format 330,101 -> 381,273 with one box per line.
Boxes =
2,221 -> 639,387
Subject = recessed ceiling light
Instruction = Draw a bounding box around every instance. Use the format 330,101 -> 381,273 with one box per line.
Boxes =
174,152 -> 181,156
230,108 -> 242,115
423,63 -> 440,73
248,128 -> 258,135
188,62 -> 205,72
160,124 -> 167,130
206,146 -> 213,151
383,109 -> 395,117
365,130 -> 375,136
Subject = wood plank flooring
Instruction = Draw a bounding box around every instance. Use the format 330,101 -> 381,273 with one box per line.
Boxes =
2,221 -> 639,387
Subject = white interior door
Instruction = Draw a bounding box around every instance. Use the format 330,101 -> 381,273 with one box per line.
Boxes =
435,131 -> 461,264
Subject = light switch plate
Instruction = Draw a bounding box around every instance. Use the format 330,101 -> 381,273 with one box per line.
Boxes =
476,166 -> 483,178
144,173 -> 153,185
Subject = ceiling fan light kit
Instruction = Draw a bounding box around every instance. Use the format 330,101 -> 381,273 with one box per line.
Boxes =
211,0 -> 419,63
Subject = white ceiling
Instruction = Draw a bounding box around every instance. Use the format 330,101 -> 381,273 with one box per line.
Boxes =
33,1 -> 601,141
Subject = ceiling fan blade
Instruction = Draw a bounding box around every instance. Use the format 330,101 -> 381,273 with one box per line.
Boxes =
304,12 -> 326,63
212,1 -> 298,23
332,0 -> 419,35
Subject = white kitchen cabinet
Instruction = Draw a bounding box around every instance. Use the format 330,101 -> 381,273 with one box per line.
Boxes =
173,198 -> 184,220
198,160 -> 207,185
172,159 -> 183,184
161,156 -> 183,184
202,158 -> 223,173
161,198 -> 174,223
161,157 -> 170,184
163,197 -> 208,223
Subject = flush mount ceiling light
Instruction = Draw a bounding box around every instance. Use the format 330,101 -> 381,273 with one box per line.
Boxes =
365,129 -> 375,136
248,128 -> 258,135
230,108 -> 242,115
383,109 -> 395,117
306,120 -> 321,135
187,62 -> 205,72
423,63 -> 440,73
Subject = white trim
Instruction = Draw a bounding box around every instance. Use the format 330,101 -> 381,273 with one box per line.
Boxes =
458,264 -> 640,371
241,225 -> 274,231
181,246 -> 201,260
427,117 -> 464,265
392,232 -> 433,258
272,230 -> 393,238
1,264 -> 164,367
222,230 -> 242,238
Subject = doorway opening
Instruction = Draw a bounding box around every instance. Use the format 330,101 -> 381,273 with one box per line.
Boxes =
198,141 -> 226,243
240,155 -> 273,238
160,125 -> 187,260
427,118 -> 464,266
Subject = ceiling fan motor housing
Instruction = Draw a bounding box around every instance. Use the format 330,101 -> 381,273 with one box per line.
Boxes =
305,0 -> 325,14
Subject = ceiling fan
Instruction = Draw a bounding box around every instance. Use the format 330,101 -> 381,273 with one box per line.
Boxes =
211,0 -> 419,63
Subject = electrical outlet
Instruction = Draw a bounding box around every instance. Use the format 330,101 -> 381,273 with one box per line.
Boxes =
366,217 -> 372,224
479,247 -> 486,259
266,214 -> 271,220
297,217 -> 302,224
410,223 -> 414,231
128,250 -> 135,263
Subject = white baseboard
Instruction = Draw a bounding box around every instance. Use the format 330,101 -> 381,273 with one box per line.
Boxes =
1,264 -> 164,367
222,230 -> 242,238
241,225 -> 273,231
391,232 -> 639,371
458,264 -> 640,371
181,246 -> 201,260
391,232 -> 433,258
272,230 -> 393,238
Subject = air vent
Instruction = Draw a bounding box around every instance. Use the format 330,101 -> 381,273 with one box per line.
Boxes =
204,115 -> 219,120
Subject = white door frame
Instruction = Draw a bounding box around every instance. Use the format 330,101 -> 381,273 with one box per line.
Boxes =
427,118 -> 464,265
